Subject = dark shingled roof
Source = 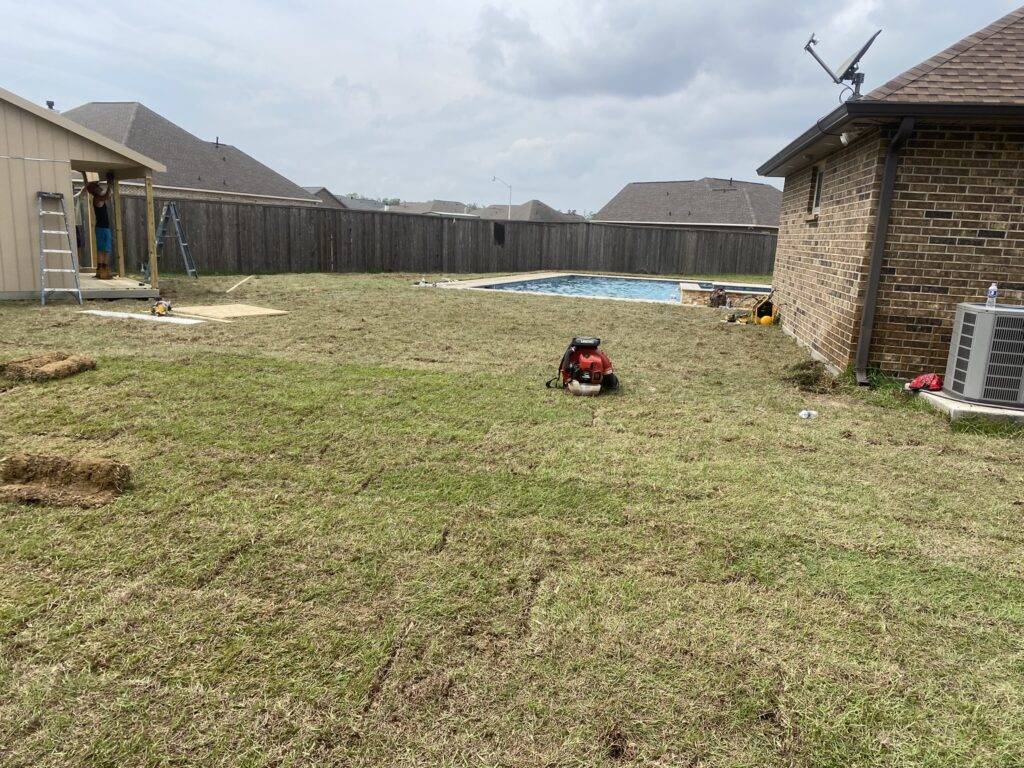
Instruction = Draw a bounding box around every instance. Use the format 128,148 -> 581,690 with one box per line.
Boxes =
868,6 -> 1024,104
593,178 -> 780,227
388,200 -> 477,215
303,186 -> 349,209
342,196 -> 387,212
474,200 -> 584,222
62,102 -> 316,201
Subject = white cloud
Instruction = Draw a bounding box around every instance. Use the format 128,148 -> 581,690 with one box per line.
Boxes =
0,0 -> 1020,210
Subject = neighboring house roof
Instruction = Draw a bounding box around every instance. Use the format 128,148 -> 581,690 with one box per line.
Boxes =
62,102 -> 317,202
389,199 -> 477,215
760,7 -> 1024,177
303,186 -> 349,208
594,178 -> 781,227
343,196 -> 387,212
474,199 -> 584,222
868,6 -> 1024,104
0,86 -> 164,175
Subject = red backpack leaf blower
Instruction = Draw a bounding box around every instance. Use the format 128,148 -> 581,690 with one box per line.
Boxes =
546,337 -> 619,396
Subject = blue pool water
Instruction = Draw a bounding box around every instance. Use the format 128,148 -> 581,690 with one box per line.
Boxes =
483,274 -> 769,303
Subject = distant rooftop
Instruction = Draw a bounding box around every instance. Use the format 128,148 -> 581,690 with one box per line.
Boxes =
593,178 -> 781,227
388,200 -> 477,216
474,200 -> 584,222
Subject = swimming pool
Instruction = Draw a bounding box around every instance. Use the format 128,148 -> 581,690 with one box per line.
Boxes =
478,274 -> 771,304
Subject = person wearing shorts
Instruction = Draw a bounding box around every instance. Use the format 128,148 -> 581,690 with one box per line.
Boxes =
86,176 -> 114,280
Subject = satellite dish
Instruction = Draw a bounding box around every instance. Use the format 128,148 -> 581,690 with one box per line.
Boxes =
836,30 -> 882,82
805,29 -> 882,99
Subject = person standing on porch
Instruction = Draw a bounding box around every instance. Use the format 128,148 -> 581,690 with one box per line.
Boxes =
85,175 -> 115,280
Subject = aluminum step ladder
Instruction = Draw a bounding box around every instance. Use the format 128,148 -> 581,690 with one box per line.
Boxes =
150,201 -> 198,278
37,192 -> 83,306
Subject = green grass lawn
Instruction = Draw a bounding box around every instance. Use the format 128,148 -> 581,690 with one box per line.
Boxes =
1,273 -> 1022,767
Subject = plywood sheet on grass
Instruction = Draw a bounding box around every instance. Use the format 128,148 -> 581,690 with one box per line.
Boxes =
173,303 -> 288,319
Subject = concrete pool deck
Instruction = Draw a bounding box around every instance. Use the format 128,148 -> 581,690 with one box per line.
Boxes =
439,272 -> 568,290
435,272 -> 773,306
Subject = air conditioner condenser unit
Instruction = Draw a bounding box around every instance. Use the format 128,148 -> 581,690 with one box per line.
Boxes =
943,302 -> 1024,406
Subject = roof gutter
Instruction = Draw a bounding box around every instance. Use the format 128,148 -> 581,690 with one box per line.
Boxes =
757,103 -> 850,176
758,101 -> 1024,177
854,115 -> 916,386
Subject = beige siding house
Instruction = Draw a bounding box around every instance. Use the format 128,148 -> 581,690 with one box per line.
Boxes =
0,86 -> 164,300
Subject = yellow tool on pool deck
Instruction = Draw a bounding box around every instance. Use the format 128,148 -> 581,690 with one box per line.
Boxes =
728,291 -> 778,325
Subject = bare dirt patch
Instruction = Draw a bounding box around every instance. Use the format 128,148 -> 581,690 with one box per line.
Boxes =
0,453 -> 131,507
782,359 -> 839,394
2,353 -> 96,382
601,724 -> 631,760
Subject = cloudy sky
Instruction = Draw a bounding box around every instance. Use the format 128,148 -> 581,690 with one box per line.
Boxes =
2,1 -> 1019,212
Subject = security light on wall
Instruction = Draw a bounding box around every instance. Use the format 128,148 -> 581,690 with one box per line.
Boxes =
804,29 -> 881,100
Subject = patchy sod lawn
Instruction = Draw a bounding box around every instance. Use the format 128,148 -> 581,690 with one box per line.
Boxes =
0,273 -> 1022,767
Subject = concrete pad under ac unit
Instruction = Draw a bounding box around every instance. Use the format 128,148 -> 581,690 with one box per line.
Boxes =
918,390 -> 1024,425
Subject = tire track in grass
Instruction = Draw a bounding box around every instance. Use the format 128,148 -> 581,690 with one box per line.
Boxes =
193,533 -> 263,590
363,620 -> 414,715
354,467 -> 384,494
430,525 -> 450,554
519,568 -> 547,638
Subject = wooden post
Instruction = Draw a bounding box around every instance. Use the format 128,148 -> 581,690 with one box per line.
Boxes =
112,179 -> 126,277
145,172 -> 159,290
84,188 -> 97,271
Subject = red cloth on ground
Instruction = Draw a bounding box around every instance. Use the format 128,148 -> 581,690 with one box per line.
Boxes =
907,373 -> 943,392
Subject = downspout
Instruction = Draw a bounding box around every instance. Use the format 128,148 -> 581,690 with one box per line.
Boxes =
854,116 -> 915,385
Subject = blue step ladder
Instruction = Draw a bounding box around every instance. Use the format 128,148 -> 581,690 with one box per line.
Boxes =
145,201 -> 198,279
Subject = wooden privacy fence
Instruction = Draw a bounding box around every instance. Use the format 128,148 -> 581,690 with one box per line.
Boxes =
121,197 -> 777,277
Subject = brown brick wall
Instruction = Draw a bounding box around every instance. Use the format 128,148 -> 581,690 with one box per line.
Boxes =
773,129 -> 885,371
874,123 -> 1024,374
774,121 -> 1024,377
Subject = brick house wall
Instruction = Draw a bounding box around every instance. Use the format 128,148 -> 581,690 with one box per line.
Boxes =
773,129 -> 885,371
774,121 -> 1024,377
874,123 -> 1024,374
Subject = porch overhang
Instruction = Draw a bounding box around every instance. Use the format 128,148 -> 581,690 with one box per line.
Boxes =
757,100 -> 1024,178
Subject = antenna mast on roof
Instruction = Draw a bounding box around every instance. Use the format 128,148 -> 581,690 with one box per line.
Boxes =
804,29 -> 881,100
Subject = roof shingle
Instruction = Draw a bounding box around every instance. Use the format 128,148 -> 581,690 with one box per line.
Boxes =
63,102 -> 316,201
593,178 -> 780,227
474,200 -> 584,222
868,6 -> 1024,104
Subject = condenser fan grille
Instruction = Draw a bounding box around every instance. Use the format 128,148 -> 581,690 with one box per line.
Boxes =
983,315 -> 1024,403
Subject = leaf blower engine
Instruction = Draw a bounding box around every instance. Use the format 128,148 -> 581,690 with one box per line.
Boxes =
546,337 -> 619,396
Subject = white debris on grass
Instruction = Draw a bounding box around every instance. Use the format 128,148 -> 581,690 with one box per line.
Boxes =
226,275 -> 254,293
79,310 -> 204,325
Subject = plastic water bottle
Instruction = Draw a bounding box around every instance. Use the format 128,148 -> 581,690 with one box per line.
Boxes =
987,282 -> 998,308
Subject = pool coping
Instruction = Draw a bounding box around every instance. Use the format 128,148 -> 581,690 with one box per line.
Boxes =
435,271 -> 772,306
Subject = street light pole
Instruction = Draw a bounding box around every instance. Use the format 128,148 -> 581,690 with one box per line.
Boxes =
492,176 -> 512,221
